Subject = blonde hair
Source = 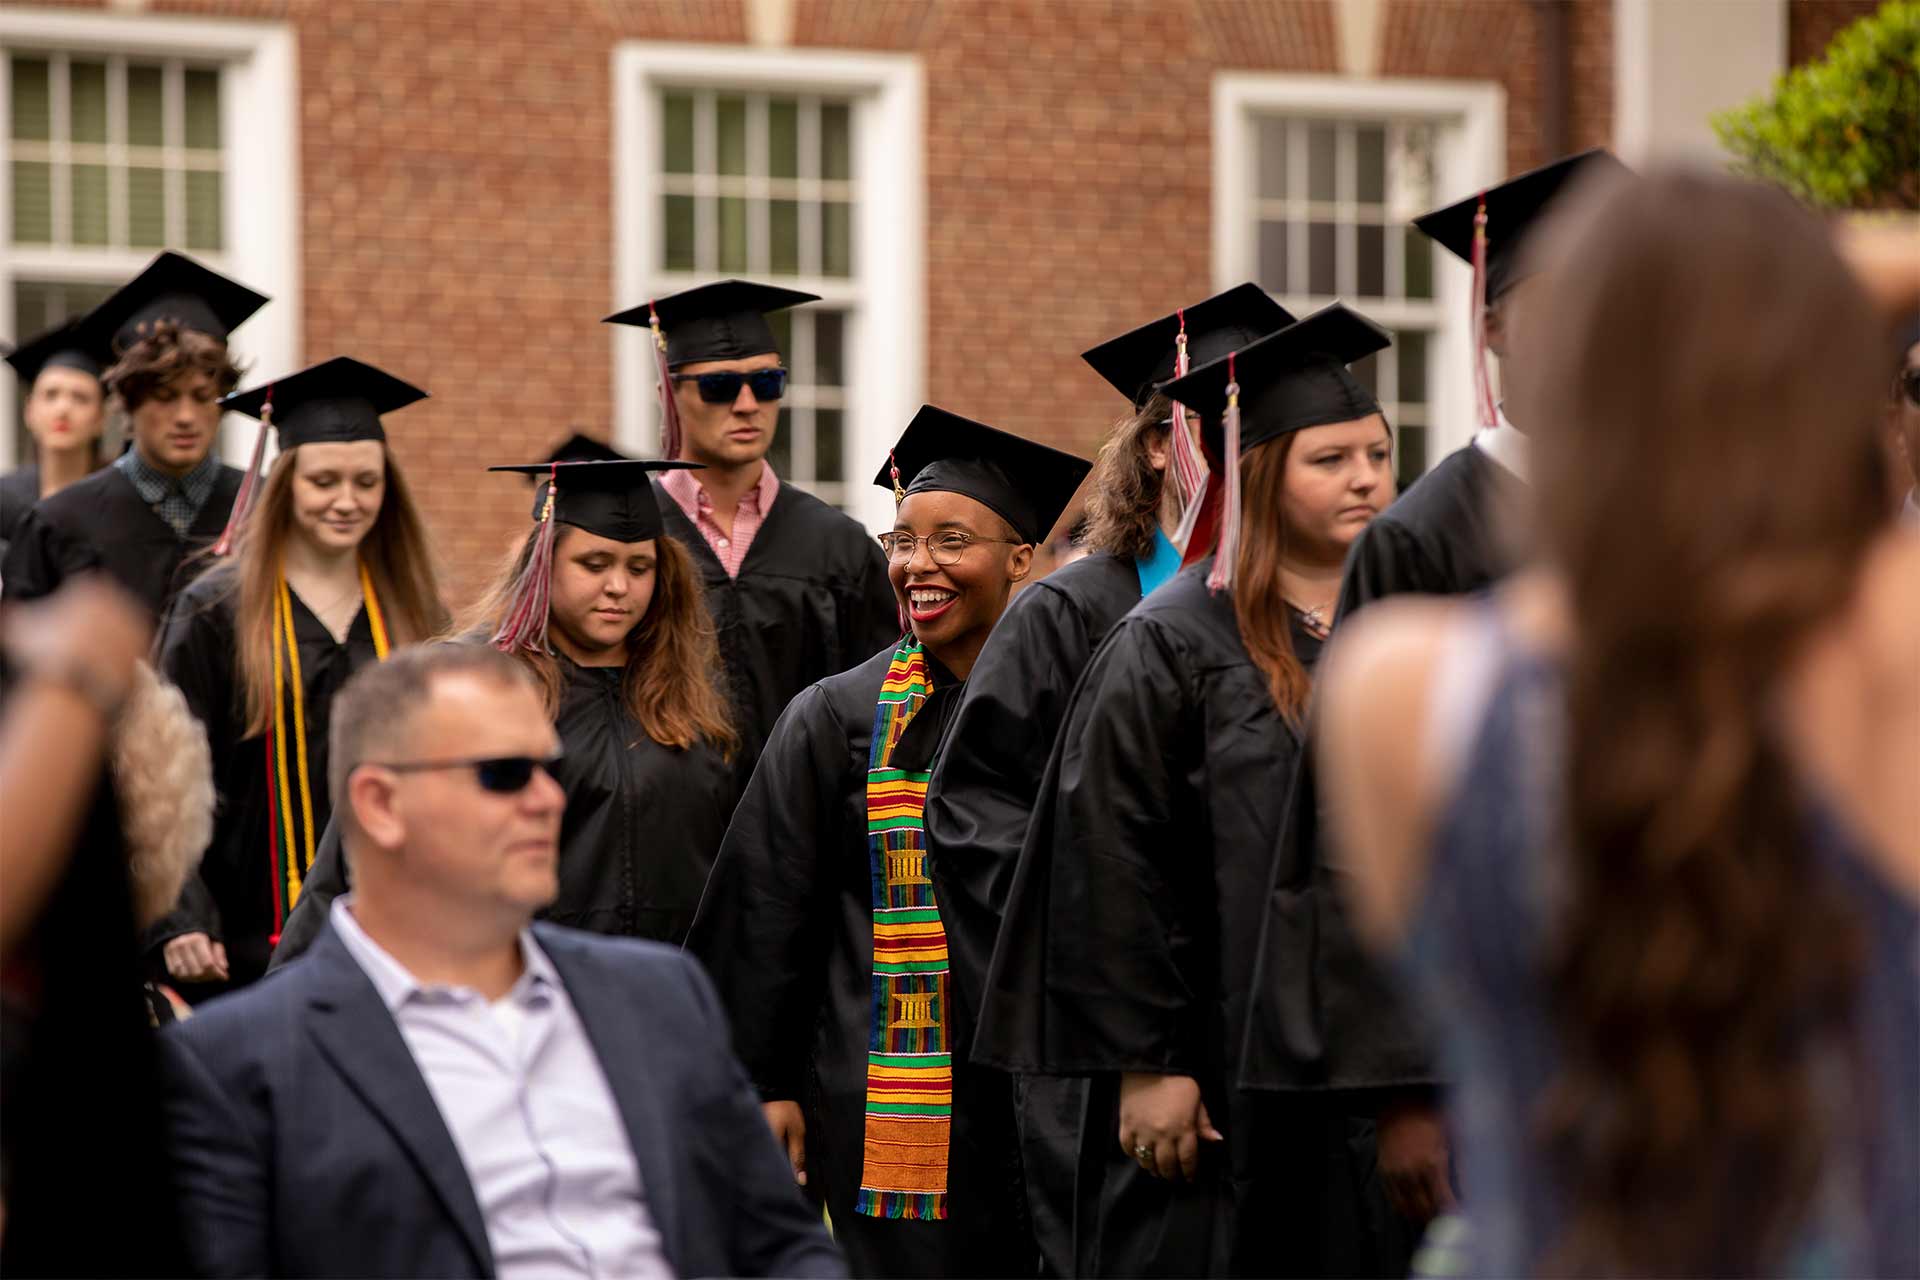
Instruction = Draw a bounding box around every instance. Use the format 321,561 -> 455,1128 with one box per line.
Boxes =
111,662 -> 215,929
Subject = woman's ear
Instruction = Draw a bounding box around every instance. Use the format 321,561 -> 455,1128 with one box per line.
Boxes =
1007,542 -> 1035,584
1145,426 -> 1171,473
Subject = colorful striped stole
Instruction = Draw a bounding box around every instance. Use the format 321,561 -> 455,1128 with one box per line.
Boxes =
856,635 -> 953,1220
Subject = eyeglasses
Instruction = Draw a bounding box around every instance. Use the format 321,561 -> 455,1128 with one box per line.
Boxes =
1896,367 -> 1920,409
365,751 -> 564,794
669,368 -> 789,404
877,530 -> 1024,566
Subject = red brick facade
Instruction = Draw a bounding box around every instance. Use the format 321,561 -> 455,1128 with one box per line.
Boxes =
21,0 -> 1875,600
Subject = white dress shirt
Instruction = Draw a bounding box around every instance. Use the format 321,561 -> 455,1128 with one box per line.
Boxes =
330,899 -> 675,1280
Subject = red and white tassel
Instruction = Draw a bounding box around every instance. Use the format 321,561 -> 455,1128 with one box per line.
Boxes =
1165,308 -> 1212,555
491,464 -> 560,654
1469,194 -> 1498,430
1204,353 -> 1242,594
212,384 -> 273,556
650,302 -> 686,460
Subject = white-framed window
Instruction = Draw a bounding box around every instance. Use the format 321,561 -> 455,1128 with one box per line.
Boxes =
1213,74 -> 1504,484
1,8 -> 300,471
614,43 -> 924,533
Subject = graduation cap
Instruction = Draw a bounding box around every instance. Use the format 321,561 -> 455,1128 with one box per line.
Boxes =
1412,149 -> 1627,303
1158,303 -> 1390,591
85,250 -> 269,353
485,458 -> 705,654
212,357 -> 428,555
873,406 -> 1092,546
604,279 -> 819,460
1081,283 -> 1298,409
544,431 -> 629,467
4,316 -> 113,385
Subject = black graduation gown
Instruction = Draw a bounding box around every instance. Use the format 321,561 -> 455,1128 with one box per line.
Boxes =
268,651 -> 738,964
974,562 -> 1396,1277
0,464 -> 41,557
1336,441 -> 1519,615
656,479 -> 898,788
148,569 -> 380,993
0,463 -> 242,617
685,643 -> 1029,1279
923,551 -> 1142,1277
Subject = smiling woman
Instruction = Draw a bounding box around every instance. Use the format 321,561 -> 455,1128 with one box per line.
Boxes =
147,357 -> 445,1000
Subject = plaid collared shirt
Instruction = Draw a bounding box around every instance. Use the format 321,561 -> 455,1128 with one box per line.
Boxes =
117,447 -> 221,537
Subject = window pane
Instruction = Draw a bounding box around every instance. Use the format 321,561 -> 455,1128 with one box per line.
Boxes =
128,166 -> 165,246
716,95 -> 747,176
768,98 -> 798,180
814,310 -> 844,385
821,103 -> 851,181
770,199 -> 800,275
11,57 -> 51,141
661,91 -> 694,174
1355,125 -> 1386,205
663,194 -> 695,271
12,162 -> 52,242
1307,121 -> 1335,203
821,200 -> 851,277
1397,329 -> 1429,405
1308,222 -> 1335,296
1404,227 -> 1433,300
815,407 -> 844,485
69,61 -> 108,145
1356,223 -> 1385,298
1395,426 -> 1428,491
184,69 -> 221,149
127,64 -> 163,146
1257,117 -> 1287,200
767,409 -> 793,476
186,169 -> 222,249
71,163 -> 110,245
718,196 -> 748,272
1257,220 -> 1288,294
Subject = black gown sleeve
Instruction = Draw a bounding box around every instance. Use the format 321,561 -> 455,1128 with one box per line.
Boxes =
145,589 -> 234,952
1334,515 -> 1441,621
846,539 -> 901,662
0,507 -> 94,602
924,585 -> 1090,1025
685,684 -> 847,1101
266,818 -> 348,969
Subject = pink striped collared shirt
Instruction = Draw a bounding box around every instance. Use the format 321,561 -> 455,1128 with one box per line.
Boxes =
659,462 -> 780,578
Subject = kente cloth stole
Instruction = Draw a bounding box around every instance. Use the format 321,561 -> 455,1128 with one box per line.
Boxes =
855,636 -> 953,1221
266,564 -> 389,943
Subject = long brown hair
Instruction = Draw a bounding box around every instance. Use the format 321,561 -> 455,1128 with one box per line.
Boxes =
1082,393 -> 1175,559
461,525 -> 737,759
1228,432 -> 1315,725
1523,171 -> 1887,1273
218,446 -> 448,736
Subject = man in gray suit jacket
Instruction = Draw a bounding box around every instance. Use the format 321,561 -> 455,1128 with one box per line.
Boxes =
159,644 -> 843,1279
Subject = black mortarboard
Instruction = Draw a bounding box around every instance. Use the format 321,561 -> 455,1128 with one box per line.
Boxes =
488,459 -> 704,544
222,357 -> 427,448
86,250 -> 269,352
1413,149 -> 1628,301
873,406 -> 1092,545
4,317 -> 112,385
1081,283 -> 1298,407
1159,303 -> 1390,456
604,279 -> 819,368
545,431 -> 629,467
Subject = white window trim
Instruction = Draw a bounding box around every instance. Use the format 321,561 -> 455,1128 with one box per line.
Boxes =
1,6 -> 300,470
1212,73 -> 1504,466
613,41 -> 925,534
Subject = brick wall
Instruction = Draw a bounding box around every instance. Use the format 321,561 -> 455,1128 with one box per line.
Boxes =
1788,0 -> 1887,65
52,0 -> 1603,602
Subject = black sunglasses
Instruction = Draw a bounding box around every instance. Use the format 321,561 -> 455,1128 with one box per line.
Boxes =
1897,367 -> 1920,409
669,368 -> 789,404
367,750 -> 564,794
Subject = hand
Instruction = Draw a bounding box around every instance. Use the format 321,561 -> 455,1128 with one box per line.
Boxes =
163,931 -> 229,984
1377,1098 -> 1454,1223
1117,1072 -> 1223,1182
762,1100 -> 807,1186
2,576 -> 152,714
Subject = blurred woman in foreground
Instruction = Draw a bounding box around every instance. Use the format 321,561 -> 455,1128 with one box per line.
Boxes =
1320,170 -> 1917,1276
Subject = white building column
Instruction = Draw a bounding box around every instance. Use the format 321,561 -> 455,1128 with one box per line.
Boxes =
1615,0 -> 1787,164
